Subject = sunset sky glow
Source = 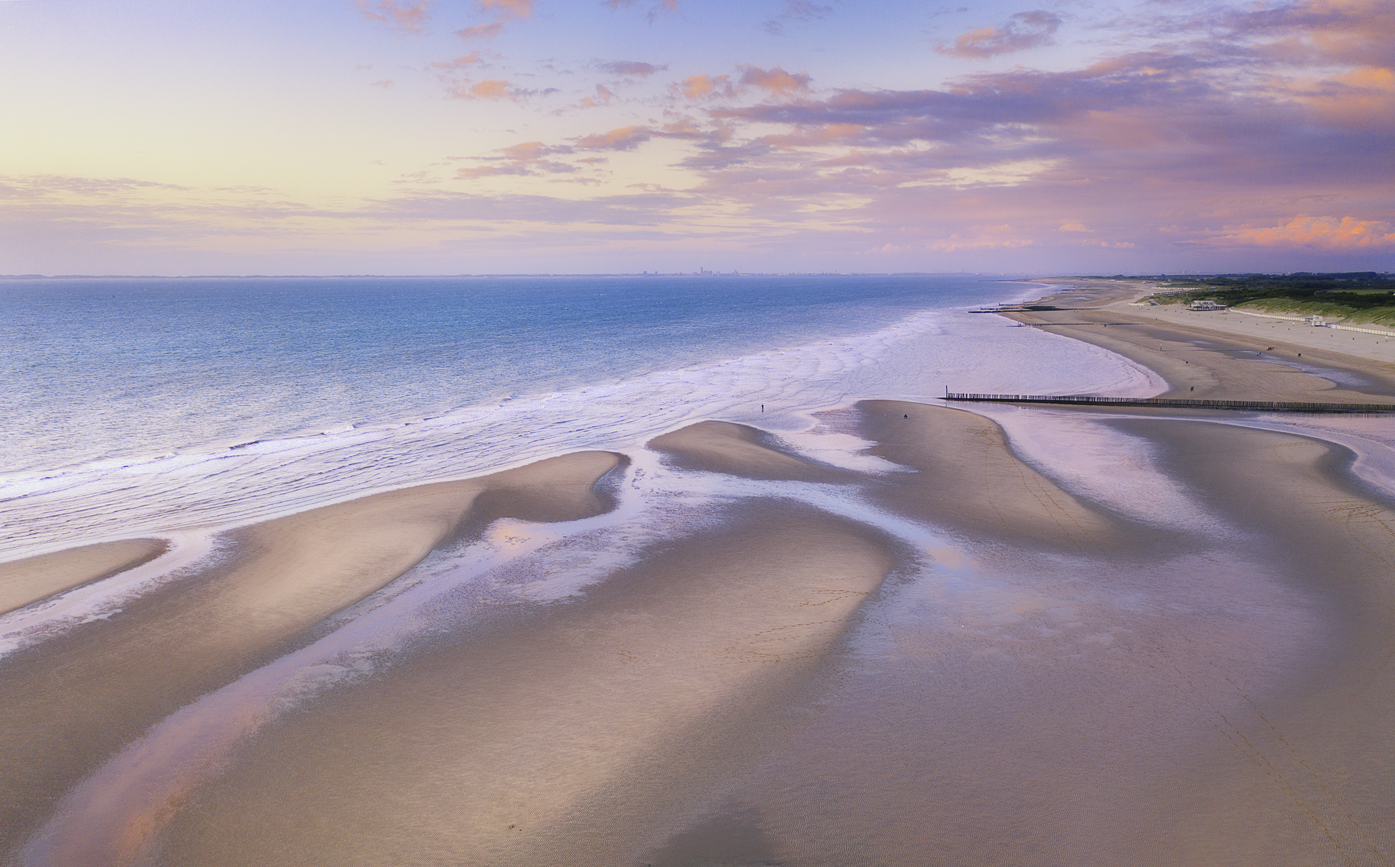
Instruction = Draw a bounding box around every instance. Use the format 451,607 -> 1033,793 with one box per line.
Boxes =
2,0 -> 1392,274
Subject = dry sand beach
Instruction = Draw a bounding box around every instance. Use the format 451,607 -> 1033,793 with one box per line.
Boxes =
3,281 -> 1395,866
1009,278 -> 1395,400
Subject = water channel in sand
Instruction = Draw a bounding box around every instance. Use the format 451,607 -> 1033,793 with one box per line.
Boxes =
18,402 -> 1381,866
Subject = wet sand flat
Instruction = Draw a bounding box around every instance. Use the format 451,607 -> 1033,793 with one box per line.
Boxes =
161,409 -> 1395,866
0,539 -> 167,616
24,406 -> 1388,867
4,283 -> 1395,865
1110,417 -> 1395,866
150,501 -> 897,867
731,406 -> 1394,867
0,451 -> 623,857
853,399 -> 1130,552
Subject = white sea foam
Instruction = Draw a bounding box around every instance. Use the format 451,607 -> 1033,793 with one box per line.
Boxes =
0,305 -> 1154,561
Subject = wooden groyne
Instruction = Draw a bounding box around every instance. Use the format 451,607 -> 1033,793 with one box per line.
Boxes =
944,393 -> 1395,413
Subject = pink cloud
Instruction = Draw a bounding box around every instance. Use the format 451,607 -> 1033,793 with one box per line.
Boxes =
659,118 -> 706,139
678,74 -> 734,100
455,157 -> 601,189
444,78 -> 535,102
428,53 -> 489,71
574,125 -> 652,151
455,141 -> 582,179
477,0 -> 534,18
1289,65 -> 1395,131
456,22 -> 504,40
354,0 -> 432,34
579,84 -> 615,108
760,123 -> 864,150
471,80 -> 511,99
455,0 -> 532,41
1215,215 -> 1395,248
936,11 -> 1061,59
475,79 -> 520,100
1222,0 -> 1395,69
738,65 -> 812,95
500,142 -> 561,160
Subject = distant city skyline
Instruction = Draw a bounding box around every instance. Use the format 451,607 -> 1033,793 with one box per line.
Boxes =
2,0 -> 1391,275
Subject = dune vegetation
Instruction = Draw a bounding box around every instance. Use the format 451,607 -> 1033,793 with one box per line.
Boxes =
1144,273 -> 1395,325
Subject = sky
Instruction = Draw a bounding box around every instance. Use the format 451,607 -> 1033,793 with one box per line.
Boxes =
0,0 -> 1391,275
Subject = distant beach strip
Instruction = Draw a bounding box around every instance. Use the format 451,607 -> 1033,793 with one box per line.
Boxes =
946,392 -> 1395,412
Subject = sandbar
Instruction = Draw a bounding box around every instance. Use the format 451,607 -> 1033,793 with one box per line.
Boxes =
0,538 -> 167,616
0,450 -> 624,854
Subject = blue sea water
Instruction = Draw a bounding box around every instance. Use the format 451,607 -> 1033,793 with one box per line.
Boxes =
0,274 -> 1157,558
1,275 -> 1010,470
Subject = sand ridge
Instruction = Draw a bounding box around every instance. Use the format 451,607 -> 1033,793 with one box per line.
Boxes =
0,538 -> 168,616
151,501 -> 898,867
0,450 -> 624,858
855,400 -> 1131,552
649,419 -> 850,482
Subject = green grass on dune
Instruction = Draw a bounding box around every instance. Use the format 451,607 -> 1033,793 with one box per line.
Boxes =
1142,272 -> 1395,326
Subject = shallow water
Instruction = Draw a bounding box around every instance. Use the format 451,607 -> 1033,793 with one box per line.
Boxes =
14,409 -> 1365,867
0,276 -> 1162,560
6,276 -> 1392,866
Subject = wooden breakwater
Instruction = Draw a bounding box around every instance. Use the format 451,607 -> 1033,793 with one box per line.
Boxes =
944,392 -> 1395,413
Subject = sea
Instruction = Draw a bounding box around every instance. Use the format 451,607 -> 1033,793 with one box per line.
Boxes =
0,274 -> 1160,560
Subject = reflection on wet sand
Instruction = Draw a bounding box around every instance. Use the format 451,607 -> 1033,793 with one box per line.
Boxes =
0,452 -> 624,862
153,501 -> 895,867
5,282 -> 1395,866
